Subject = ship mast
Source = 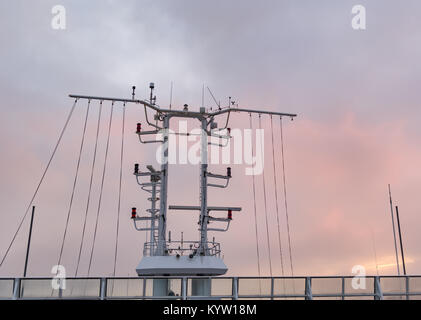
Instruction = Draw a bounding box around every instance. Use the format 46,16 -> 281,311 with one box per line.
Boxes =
69,83 -> 297,296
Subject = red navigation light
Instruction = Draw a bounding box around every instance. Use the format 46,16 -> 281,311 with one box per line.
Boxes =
136,123 -> 141,133
228,210 -> 232,220
131,207 -> 137,219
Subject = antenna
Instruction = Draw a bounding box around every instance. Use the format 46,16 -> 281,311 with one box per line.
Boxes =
149,82 -> 156,105
132,86 -> 136,100
169,81 -> 173,110
202,83 -> 205,109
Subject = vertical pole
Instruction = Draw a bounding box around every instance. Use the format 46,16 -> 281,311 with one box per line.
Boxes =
154,116 -> 170,298
202,84 -> 205,109
13,278 -> 21,300
169,82 -> 173,110
305,277 -> 312,300
190,118 -> 212,298
388,184 -> 400,275
232,277 -> 238,300
374,276 -> 383,300
142,277 -> 147,299
199,118 -> 209,255
182,277 -> 187,300
270,277 -> 274,300
157,116 -> 170,256
23,206 -> 35,278
100,277 -> 107,300
395,206 -> 406,275
150,180 -> 157,255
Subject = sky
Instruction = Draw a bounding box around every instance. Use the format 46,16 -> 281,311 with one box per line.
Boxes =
0,0 -> 421,278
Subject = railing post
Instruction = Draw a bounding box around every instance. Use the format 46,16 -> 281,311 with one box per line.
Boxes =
182,277 -> 187,300
305,277 -> 312,300
341,277 -> 345,300
100,278 -> 107,300
142,277 -> 147,299
13,278 -> 21,300
374,276 -> 383,300
406,276 -> 409,300
270,278 -> 274,300
232,277 -> 238,300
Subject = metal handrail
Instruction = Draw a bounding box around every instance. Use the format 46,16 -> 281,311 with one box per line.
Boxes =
1,275 -> 421,300
142,240 -> 221,257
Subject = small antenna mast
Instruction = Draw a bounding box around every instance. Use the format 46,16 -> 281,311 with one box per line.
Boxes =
132,86 -> 136,100
202,83 -> 205,109
169,81 -> 173,110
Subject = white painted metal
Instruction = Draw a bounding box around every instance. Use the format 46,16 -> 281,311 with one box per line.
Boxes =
157,116 -> 169,257
136,256 -> 227,276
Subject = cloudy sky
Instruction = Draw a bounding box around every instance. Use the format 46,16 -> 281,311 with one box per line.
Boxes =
1,0 -> 421,278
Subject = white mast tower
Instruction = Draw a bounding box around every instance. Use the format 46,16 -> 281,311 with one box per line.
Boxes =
70,83 -> 297,297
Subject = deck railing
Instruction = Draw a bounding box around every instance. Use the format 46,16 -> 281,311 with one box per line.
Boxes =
1,276 -> 420,300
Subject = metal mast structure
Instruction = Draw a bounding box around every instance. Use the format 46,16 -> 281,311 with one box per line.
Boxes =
69,83 -> 297,296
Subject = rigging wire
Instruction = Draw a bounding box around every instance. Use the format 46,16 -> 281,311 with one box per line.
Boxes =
249,114 -> 262,280
112,103 -> 126,278
57,100 -> 91,268
280,116 -> 294,276
258,115 -> 273,277
270,116 -> 285,276
87,101 -> 114,276
0,99 -> 79,269
74,101 -> 103,276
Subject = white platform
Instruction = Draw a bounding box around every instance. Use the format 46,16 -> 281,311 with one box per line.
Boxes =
136,255 -> 228,276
